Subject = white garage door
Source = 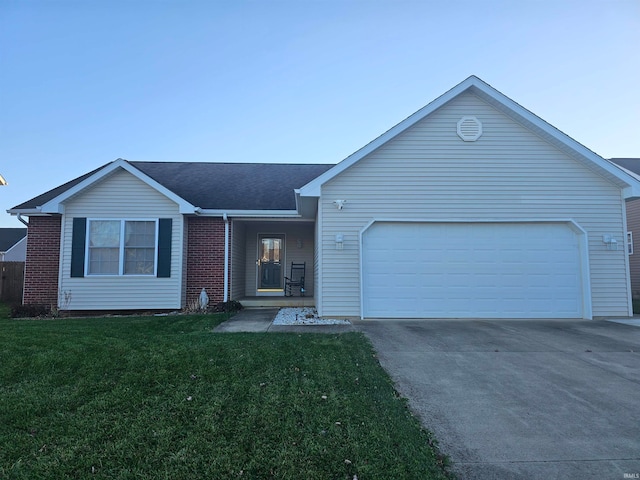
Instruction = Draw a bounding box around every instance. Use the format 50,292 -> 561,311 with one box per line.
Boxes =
362,222 -> 584,319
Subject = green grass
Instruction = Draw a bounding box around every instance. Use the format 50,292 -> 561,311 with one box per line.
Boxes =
0,302 -> 9,320
0,313 -> 451,480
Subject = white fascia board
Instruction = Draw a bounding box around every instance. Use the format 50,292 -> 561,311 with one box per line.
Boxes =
299,74 -> 640,199
6,208 -> 43,215
298,76 -> 482,197
38,159 -> 197,214
195,209 -> 301,218
607,164 -> 640,200
294,189 -> 301,211
468,82 -> 640,195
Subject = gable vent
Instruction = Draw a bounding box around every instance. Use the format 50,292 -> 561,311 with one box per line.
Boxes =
457,116 -> 482,142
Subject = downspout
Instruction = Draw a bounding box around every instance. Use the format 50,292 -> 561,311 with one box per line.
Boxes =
223,213 -> 229,303
17,214 -> 29,226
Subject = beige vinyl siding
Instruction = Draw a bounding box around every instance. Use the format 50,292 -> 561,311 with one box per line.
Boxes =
318,91 -> 629,318
242,222 -> 316,296
230,220 -> 246,299
60,169 -> 184,310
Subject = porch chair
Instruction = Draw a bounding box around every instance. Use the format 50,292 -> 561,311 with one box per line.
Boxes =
284,262 -> 306,297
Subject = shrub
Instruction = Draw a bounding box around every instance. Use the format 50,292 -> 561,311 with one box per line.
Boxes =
212,300 -> 243,313
10,304 -> 51,318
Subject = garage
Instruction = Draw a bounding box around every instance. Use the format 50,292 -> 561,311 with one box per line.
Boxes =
361,222 -> 586,319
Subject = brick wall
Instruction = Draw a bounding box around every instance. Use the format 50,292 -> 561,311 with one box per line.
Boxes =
185,217 -> 226,305
23,216 -> 61,306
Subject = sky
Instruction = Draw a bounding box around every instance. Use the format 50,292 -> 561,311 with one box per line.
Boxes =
1,0 -> 639,228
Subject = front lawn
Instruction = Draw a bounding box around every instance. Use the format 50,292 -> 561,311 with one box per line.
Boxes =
0,313 -> 451,479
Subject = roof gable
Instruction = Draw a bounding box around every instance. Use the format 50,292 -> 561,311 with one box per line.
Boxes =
299,75 -> 640,199
9,160 -> 335,216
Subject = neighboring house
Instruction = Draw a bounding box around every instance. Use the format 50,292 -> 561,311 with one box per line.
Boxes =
0,228 -> 27,262
608,158 -> 640,299
8,76 -> 640,319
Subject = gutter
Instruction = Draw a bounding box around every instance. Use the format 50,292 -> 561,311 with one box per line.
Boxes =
17,214 -> 29,227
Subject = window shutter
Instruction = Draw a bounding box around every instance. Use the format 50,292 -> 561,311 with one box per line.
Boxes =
71,217 -> 87,278
157,218 -> 172,278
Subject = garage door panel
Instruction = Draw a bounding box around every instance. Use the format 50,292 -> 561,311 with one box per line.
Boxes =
362,222 -> 583,319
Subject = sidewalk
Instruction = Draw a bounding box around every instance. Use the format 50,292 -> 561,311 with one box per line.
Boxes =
213,308 -> 355,333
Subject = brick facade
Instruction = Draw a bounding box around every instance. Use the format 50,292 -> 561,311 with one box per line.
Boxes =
23,216 -> 61,306
185,217 -> 226,305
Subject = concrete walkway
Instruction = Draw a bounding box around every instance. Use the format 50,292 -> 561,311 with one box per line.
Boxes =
213,308 -> 278,332
213,308 -> 356,333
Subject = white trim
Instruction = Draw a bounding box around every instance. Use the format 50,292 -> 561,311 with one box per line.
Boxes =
315,200 -> 323,317
57,217 -> 65,308
196,209 -> 301,218
38,159 -> 197,215
358,218 -> 592,320
299,76 -> 640,199
7,208 -> 45,216
622,191 -> 633,316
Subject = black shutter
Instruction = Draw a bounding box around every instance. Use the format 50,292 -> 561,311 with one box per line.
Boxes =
70,217 -> 87,278
157,218 -> 172,278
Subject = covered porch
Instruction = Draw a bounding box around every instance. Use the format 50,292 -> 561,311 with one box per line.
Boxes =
229,219 -> 316,307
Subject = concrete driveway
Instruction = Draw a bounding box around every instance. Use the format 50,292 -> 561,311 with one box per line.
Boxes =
356,319 -> 640,480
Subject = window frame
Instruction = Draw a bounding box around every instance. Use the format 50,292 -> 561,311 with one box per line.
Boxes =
85,219 -> 159,276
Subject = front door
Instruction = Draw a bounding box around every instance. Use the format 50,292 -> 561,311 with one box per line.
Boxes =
258,235 -> 284,292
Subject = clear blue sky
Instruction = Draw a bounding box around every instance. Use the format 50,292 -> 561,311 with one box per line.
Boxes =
1,0 -> 639,228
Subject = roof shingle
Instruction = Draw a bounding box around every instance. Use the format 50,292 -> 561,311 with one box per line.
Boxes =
0,228 -> 27,252
10,161 -> 335,212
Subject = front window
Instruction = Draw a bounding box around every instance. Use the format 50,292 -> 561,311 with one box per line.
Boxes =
88,220 -> 157,275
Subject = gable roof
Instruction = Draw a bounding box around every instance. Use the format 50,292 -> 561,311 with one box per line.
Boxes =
8,160 -> 334,216
0,228 -> 27,252
9,164 -> 107,212
298,75 -> 640,199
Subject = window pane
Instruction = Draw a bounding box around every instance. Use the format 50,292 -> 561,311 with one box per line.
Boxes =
88,220 -> 120,274
124,221 -> 156,275
125,221 -> 156,247
88,247 -> 120,274
124,248 -> 155,275
90,221 -> 120,247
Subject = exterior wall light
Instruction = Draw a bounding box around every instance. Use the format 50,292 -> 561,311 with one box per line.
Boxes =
603,235 -> 618,251
333,199 -> 347,210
